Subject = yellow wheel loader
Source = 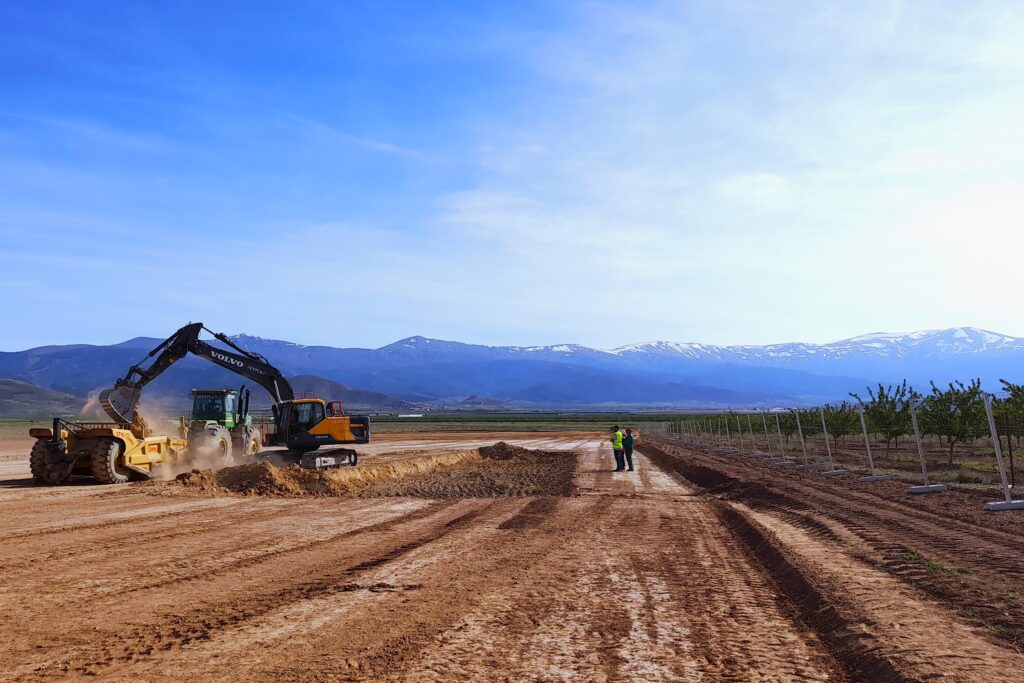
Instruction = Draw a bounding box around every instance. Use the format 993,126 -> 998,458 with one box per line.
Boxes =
29,417 -> 188,485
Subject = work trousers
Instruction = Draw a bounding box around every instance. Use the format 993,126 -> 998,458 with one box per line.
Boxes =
613,448 -> 625,470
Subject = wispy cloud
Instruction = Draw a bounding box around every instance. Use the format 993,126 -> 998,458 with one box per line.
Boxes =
285,114 -> 429,161
0,114 -> 172,153
4,1 -> 1024,350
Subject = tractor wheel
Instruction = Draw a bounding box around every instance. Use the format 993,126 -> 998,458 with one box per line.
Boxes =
245,430 -> 261,458
30,439 -> 75,485
232,429 -> 260,461
90,438 -> 130,485
197,426 -> 233,466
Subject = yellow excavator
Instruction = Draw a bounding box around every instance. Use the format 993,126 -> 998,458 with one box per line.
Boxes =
28,323 -> 370,484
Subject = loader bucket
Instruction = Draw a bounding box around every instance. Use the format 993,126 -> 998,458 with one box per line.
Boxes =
99,385 -> 140,424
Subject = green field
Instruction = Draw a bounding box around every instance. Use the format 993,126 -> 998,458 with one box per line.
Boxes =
0,413 -> 682,440
369,412 -> 682,433
0,419 -> 52,440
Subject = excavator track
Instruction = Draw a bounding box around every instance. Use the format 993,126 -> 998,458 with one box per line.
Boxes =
300,449 -> 358,469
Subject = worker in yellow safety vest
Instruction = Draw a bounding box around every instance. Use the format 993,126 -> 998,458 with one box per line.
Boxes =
610,425 -> 625,471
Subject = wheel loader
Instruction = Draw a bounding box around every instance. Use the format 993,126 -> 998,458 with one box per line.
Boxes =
29,416 -> 190,485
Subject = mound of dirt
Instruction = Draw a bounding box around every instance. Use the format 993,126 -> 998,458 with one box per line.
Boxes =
174,469 -> 217,490
367,442 -> 577,498
479,442 -> 538,460
172,443 -> 577,499
175,463 -> 315,496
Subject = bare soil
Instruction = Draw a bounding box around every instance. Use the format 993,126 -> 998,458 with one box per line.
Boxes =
0,432 -> 1020,681
168,442 -> 577,498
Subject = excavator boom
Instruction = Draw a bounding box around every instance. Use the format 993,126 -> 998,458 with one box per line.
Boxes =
99,323 -> 294,424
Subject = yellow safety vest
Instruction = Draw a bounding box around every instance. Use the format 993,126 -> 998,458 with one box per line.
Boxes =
611,431 -> 624,449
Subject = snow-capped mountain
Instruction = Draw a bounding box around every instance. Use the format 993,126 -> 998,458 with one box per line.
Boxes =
220,326 -> 1024,397
3,327 -> 1022,409
608,327 -> 1024,363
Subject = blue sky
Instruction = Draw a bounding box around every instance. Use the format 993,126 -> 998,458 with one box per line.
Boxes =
2,1 -> 1024,351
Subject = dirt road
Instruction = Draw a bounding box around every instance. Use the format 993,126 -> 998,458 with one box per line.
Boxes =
1,433 -> 1020,681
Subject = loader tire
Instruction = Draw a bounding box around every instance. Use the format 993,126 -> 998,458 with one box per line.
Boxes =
90,438 -> 130,485
30,439 -> 74,485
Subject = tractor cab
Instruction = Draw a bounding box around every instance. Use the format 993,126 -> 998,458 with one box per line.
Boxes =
190,388 -> 252,432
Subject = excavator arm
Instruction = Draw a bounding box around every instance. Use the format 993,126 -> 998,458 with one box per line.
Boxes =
99,322 -> 294,424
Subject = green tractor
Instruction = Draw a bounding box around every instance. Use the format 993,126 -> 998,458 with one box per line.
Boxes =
188,387 -> 261,463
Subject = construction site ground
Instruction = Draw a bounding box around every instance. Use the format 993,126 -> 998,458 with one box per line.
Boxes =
1,431 -> 1022,682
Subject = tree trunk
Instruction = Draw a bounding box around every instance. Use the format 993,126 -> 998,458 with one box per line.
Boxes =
948,439 -> 956,465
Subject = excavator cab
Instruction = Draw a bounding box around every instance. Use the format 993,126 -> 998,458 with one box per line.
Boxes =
286,400 -> 323,435
271,398 -> 369,455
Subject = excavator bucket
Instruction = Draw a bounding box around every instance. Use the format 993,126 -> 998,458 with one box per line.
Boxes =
99,385 -> 140,424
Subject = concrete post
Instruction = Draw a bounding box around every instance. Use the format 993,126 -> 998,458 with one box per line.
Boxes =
792,409 -> 816,469
857,405 -> 889,482
983,394 -> 1024,511
773,413 -> 795,467
908,400 -> 946,494
819,407 -> 846,477
761,412 -> 773,456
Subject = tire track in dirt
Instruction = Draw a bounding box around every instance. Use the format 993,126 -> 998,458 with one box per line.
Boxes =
383,442 -> 841,683
642,439 -> 1024,682
79,499 -> 444,603
0,501 -> 294,572
734,503 -> 1024,681
644,437 -> 1024,651
0,496 -> 247,540
82,498 -> 546,682
755,476 -> 1024,579
11,499 -> 486,681
0,499 -> 440,613
19,434 -> 996,681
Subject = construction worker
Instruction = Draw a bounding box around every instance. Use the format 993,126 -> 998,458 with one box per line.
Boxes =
623,427 -> 635,471
610,425 -> 625,471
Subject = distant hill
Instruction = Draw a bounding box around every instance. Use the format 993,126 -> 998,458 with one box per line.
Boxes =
289,375 -> 415,412
2,326 -> 1023,410
0,379 -> 83,418
0,367 -> 414,418
458,395 -> 513,409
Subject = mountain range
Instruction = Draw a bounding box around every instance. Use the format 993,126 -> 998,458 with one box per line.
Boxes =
1,326 -> 1022,414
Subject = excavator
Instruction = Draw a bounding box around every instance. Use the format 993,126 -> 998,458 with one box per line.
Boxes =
29,323 -> 370,485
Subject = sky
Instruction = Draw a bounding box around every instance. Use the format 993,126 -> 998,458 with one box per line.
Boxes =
2,0 -> 1024,351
